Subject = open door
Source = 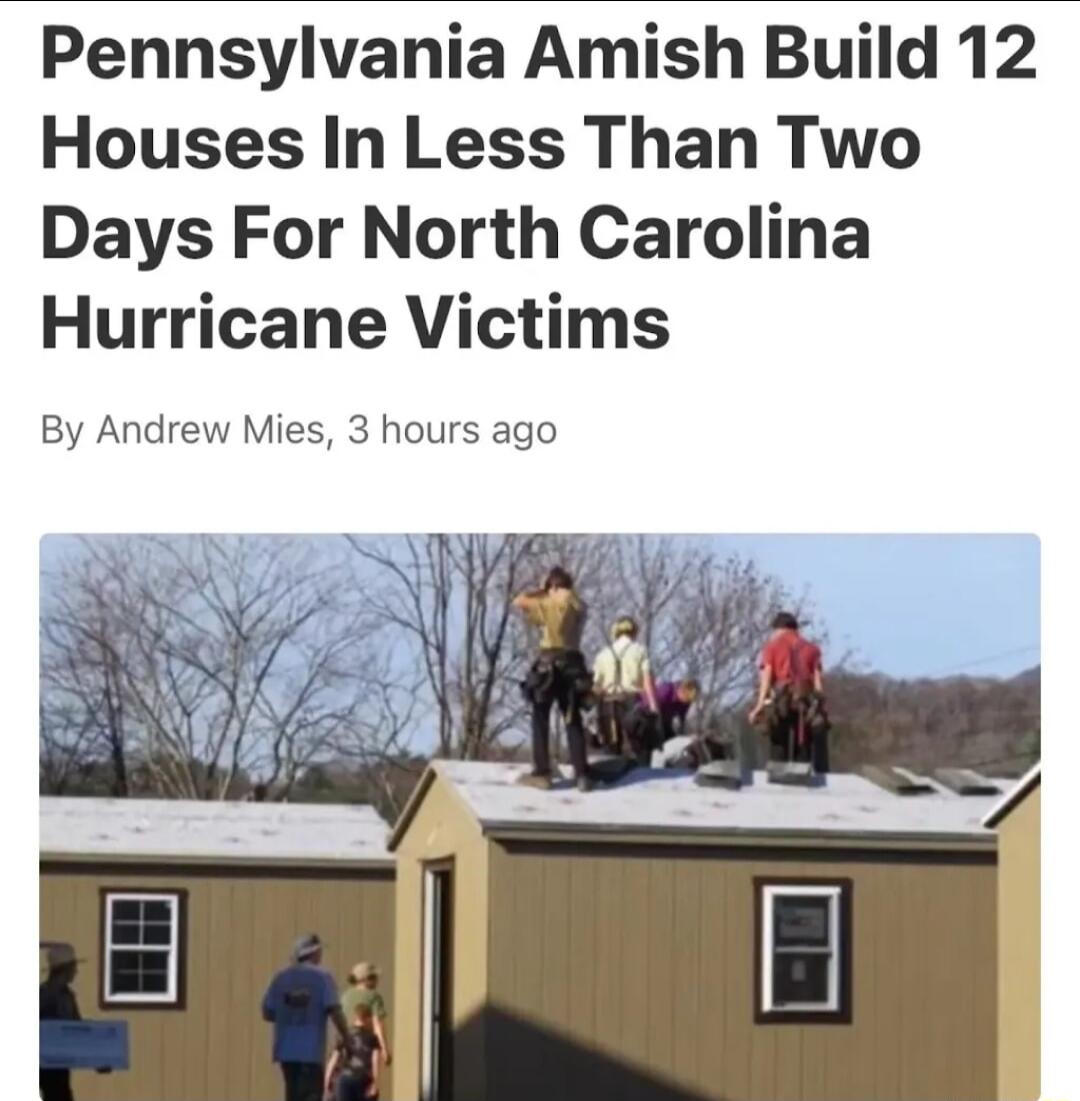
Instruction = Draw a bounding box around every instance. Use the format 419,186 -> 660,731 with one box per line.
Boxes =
420,863 -> 454,1101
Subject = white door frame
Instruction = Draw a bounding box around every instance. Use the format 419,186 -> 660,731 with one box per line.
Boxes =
420,863 -> 452,1101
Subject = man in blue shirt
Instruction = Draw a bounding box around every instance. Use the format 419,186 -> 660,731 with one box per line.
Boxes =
262,933 -> 353,1101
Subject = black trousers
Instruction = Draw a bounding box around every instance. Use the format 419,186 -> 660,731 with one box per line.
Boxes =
622,705 -> 661,766
336,1071 -> 377,1101
769,716 -> 830,773
529,650 -> 589,777
532,693 -> 588,777
281,1062 -> 324,1101
595,696 -> 636,752
40,1070 -> 73,1101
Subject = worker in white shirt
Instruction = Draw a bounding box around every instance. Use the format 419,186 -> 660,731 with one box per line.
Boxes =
592,617 -> 659,762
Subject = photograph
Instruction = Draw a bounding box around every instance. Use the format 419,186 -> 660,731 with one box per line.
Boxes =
38,533 -> 1040,1101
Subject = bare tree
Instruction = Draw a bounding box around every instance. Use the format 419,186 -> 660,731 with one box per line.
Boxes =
40,536 -> 401,799
346,534 -> 551,758
40,548 -> 136,795
42,533 -> 828,788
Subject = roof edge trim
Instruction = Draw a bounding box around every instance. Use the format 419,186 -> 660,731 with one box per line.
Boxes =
982,762 -> 1041,828
481,820 -> 997,851
387,764 -> 439,852
39,851 -> 395,870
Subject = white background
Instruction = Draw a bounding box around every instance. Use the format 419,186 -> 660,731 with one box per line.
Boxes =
4,2 -> 1076,1096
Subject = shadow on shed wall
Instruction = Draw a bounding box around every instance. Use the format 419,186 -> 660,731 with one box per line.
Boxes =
453,1003 -> 720,1101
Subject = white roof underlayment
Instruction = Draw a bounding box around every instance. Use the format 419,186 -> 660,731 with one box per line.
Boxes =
432,760 -> 1007,842
40,796 -> 393,865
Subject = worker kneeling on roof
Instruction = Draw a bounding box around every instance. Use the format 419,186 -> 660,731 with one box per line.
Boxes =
515,567 -> 594,792
592,616 -> 658,763
749,612 -> 831,772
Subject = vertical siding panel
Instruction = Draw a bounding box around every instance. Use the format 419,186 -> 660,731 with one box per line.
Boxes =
180,880 -> 210,1101
951,867 -> 978,1101
774,1029 -> 803,1101
846,861 -> 876,1101
723,863 -> 753,1101
671,859 -> 701,1092
568,854 -> 598,1051
225,879 -> 255,1101
897,864 -> 929,1101
800,1024 -> 826,1101
749,863 -> 777,1101
591,855 -> 623,1100
486,846 -> 510,1101
541,855 -> 571,1097
204,879 -> 232,1100
924,867 -> 956,1099
619,857 -> 650,1101
697,864 -> 727,1097
249,875 -> 276,1098
512,853 -> 545,1091
972,864 -> 998,1101
871,863 -> 901,1100
646,858 -> 675,1083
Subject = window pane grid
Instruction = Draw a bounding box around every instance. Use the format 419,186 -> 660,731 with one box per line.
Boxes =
104,893 -> 179,1005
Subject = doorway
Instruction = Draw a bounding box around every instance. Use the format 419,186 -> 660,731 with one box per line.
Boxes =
420,862 -> 454,1101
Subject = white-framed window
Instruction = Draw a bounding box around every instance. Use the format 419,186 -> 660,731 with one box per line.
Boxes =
757,880 -> 851,1021
101,891 -> 184,1007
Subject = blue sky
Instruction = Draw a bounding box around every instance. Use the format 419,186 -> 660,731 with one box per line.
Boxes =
714,534 -> 1039,678
40,533 -> 1040,681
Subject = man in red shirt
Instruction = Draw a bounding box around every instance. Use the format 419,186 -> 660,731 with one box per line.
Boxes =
749,612 -> 830,771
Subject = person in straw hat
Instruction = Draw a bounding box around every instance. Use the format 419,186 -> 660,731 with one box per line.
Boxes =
340,962 -> 392,1067
40,942 -> 110,1101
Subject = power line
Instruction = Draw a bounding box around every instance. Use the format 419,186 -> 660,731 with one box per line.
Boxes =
920,644 -> 1040,678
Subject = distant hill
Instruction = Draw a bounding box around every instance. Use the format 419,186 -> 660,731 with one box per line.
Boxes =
826,664 -> 1040,776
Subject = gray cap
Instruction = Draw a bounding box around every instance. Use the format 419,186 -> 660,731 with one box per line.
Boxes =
292,933 -> 322,962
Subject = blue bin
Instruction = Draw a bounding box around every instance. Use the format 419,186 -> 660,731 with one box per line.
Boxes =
40,1019 -> 129,1070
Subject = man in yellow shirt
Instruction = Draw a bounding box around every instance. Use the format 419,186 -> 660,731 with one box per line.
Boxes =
514,566 -> 593,791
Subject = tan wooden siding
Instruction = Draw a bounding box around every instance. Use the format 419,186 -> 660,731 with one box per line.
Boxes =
486,844 -> 997,1101
997,784 -> 1040,1100
40,864 -> 395,1101
391,773 -> 490,1101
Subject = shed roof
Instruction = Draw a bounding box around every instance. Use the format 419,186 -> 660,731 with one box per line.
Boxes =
391,761 -> 1006,849
981,762 -> 1040,828
40,796 -> 393,868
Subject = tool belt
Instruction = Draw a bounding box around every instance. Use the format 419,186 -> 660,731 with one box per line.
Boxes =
520,649 -> 595,713
766,684 -> 830,743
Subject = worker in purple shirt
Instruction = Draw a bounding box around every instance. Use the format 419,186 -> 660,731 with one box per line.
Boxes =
646,679 -> 700,742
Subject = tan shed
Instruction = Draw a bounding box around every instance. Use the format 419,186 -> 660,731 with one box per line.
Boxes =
983,763 -> 1041,1101
39,796 -> 396,1101
389,761 -> 1004,1101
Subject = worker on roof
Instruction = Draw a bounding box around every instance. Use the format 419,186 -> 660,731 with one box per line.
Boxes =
514,566 -> 594,792
650,678 -> 700,742
749,612 -> 831,772
592,616 -> 658,759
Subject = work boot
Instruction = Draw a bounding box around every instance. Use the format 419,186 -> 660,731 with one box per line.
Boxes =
518,771 -> 553,791
576,773 -> 593,793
